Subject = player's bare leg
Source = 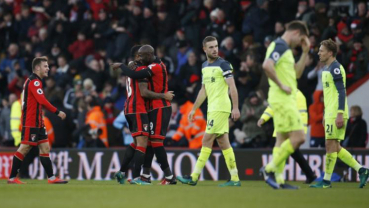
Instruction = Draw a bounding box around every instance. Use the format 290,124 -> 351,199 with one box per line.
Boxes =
38,142 -> 67,184
216,133 -> 241,187
8,144 -> 32,184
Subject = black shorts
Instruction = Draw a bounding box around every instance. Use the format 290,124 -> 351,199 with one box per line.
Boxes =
125,113 -> 149,137
21,127 -> 48,146
148,106 -> 172,140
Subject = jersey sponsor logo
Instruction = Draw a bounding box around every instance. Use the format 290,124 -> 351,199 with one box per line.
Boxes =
37,89 -> 43,94
34,81 -> 40,87
272,52 -> 280,61
333,68 -> 340,75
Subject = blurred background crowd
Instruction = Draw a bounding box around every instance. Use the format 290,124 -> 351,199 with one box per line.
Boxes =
0,0 -> 368,149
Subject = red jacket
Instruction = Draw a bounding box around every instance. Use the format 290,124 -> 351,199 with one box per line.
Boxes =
68,39 -> 94,59
309,91 -> 325,137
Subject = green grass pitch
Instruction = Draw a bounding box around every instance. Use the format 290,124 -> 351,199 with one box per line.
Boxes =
1,180 -> 368,208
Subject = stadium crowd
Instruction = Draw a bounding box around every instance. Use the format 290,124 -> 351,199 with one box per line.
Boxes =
0,0 -> 368,149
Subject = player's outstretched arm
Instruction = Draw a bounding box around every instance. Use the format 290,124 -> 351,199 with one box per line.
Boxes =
110,63 -> 152,79
226,77 -> 240,121
262,59 -> 291,94
295,36 -> 310,79
189,84 -> 207,122
138,82 -> 174,101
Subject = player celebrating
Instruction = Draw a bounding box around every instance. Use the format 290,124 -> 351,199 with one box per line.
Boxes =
258,89 -> 317,187
114,45 -> 177,184
176,36 -> 241,187
112,46 -> 174,185
310,39 -> 369,188
8,56 -> 68,184
260,21 -> 310,189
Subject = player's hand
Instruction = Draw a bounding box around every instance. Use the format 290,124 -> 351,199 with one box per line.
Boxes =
110,63 -> 123,70
188,110 -> 195,122
322,117 -> 325,126
164,91 -> 175,101
280,84 -> 292,95
58,111 -> 66,120
231,108 -> 240,121
128,61 -> 137,70
257,119 -> 265,127
301,36 -> 310,53
335,113 -> 344,129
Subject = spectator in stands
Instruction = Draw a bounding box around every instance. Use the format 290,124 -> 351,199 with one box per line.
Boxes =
14,5 -> 34,43
171,100 -> 206,149
345,37 -> 368,86
82,58 -> 106,92
224,21 -> 242,49
309,91 -> 325,148
242,0 -> 273,43
239,91 -> 266,148
0,43 -> 26,83
85,96 -> 108,148
236,53 -> 262,106
113,110 -> 133,146
272,21 -> 285,40
206,8 -> 225,40
7,63 -> 26,98
179,56 -> 201,101
343,105 -> 368,148
175,40 -> 192,76
220,36 -> 240,69
156,46 -> 175,74
0,12 -> 17,51
0,94 -> 16,145
44,76 -> 64,105
103,96 -> 120,146
56,55 -> 69,75
68,31 -> 94,59
165,100 -> 182,143
295,0 -> 311,22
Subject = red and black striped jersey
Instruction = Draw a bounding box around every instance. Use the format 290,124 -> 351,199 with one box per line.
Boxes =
146,58 -> 170,111
21,73 -> 59,128
124,66 -> 147,114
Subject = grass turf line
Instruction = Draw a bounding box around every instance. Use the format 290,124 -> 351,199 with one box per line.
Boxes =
0,180 -> 368,208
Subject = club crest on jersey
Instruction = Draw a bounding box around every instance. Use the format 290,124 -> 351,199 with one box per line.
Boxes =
272,52 -> 280,61
37,89 -> 43,94
143,124 -> 148,131
333,68 -> 340,74
31,134 -> 36,141
34,81 -> 40,86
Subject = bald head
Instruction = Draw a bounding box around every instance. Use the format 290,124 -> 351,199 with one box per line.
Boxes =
138,45 -> 154,54
139,45 -> 155,65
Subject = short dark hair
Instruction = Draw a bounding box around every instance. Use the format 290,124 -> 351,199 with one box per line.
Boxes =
130,45 -> 142,58
32,56 -> 48,71
286,20 -> 309,36
320,39 -> 338,57
202,36 -> 217,47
